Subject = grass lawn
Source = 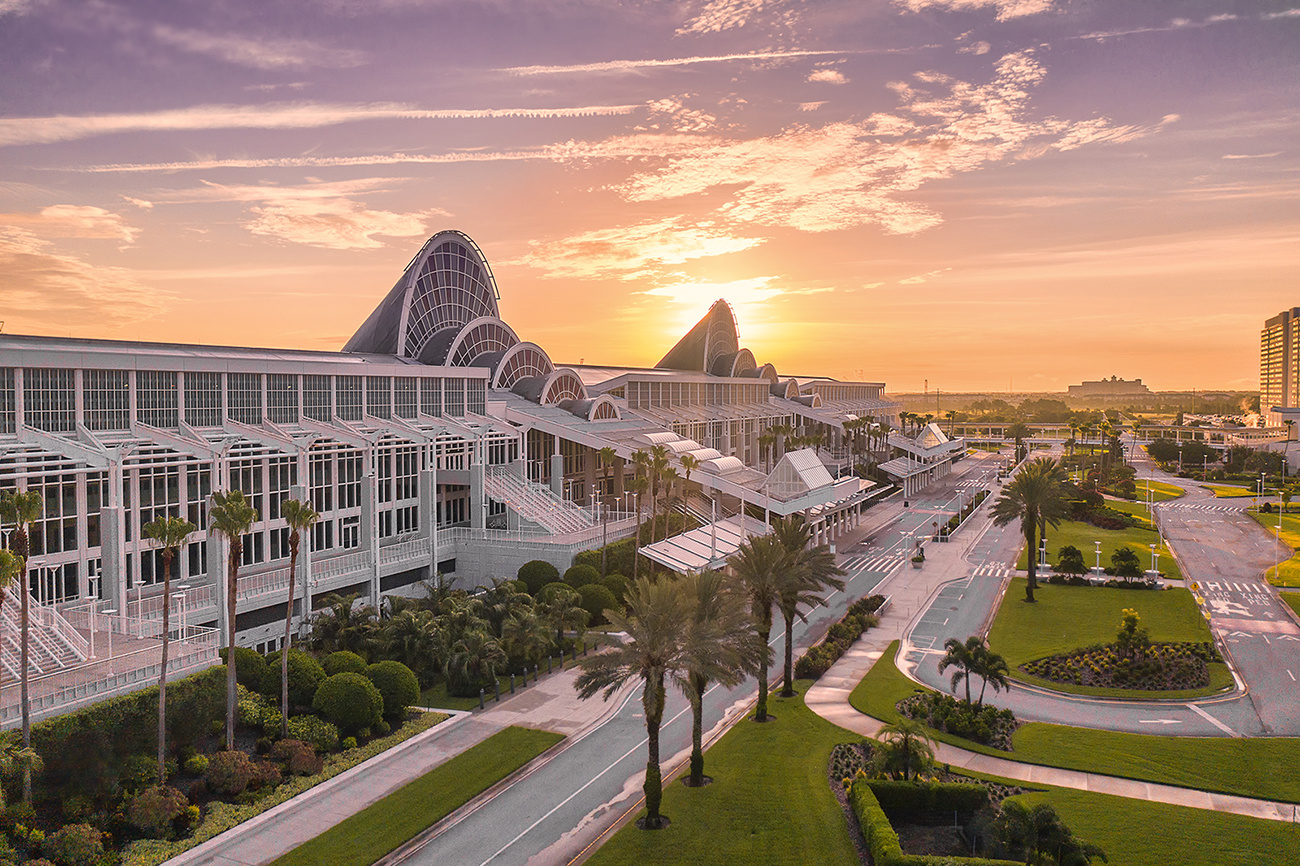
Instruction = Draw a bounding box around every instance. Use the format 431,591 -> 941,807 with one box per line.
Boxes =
987,578 -> 1230,699
269,726 -> 564,866
1135,478 -> 1185,502
1245,509 -> 1300,587
1202,483 -> 1258,498
586,683 -> 858,866
984,776 -> 1300,865
850,642 -> 1300,803
1016,512 -> 1182,581
1282,592 -> 1300,619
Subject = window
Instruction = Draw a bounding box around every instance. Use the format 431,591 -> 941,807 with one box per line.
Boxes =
23,368 -> 75,432
395,378 -> 418,418
83,369 -> 130,430
186,466 -> 211,529
0,368 -> 14,434
402,239 -> 499,360
268,374 -> 298,424
230,458 -> 265,520
310,450 -> 334,513
366,376 -> 391,419
336,376 -> 362,421
137,371 -> 179,427
338,453 -> 362,509
339,515 -> 360,549
444,379 -> 465,417
304,375 -> 331,421
27,473 -> 78,557
227,373 -> 263,424
420,378 -> 442,417
467,378 -> 486,414
185,372 -> 223,427
268,456 -> 295,520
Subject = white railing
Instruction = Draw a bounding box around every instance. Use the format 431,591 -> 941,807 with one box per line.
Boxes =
484,466 -> 598,534
236,566 -> 293,602
379,536 -> 431,566
0,592 -> 88,679
314,549 -> 373,584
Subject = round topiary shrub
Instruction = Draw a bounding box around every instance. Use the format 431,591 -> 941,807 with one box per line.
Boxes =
323,650 -> 368,677
258,649 -> 326,710
127,785 -> 189,839
218,646 -> 268,691
365,660 -> 420,720
45,823 -> 104,866
287,715 -> 340,753
270,739 -> 323,776
312,672 -> 384,733
206,750 -> 258,797
577,583 -> 619,626
563,564 -> 601,589
518,560 -> 560,596
600,573 -> 627,603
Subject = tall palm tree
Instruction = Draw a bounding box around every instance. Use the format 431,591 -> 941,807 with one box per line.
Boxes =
597,447 -> 617,577
729,533 -> 788,722
278,499 -> 318,738
648,444 -> 670,543
659,467 -> 679,541
628,473 -> 649,581
676,570 -> 767,787
0,488 -> 42,803
991,457 -> 1068,603
0,550 -> 19,748
141,514 -> 196,782
937,635 -> 980,704
772,515 -> 845,697
575,576 -> 692,829
974,646 -> 1011,706
679,453 -> 700,507
210,489 -> 258,750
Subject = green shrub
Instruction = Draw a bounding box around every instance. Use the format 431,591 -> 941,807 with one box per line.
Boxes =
258,649 -> 326,710
322,650 -> 368,677
850,780 -> 1020,866
287,715 -> 340,753
538,581 -> 573,602
577,583 -> 619,626
218,647 -> 267,691
60,795 -> 93,824
866,779 -> 989,814
45,823 -> 104,866
312,672 -> 384,733
270,739 -> 323,777
206,751 -> 258,797
563,564 -> 601,589
517,560 -> 560,596
600,573 -> 628,602
126,785 -> 189,839
182,754 -> 208,776
252,760 -> 282,790
341,736 -> 358,750
374,718 -> 391,736
118,754 -> 159,794
236,686 -> 272,728
365,660 -> 420,720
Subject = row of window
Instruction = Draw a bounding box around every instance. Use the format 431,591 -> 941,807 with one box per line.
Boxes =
624,379 -> 771,411
2,368 -> 488,433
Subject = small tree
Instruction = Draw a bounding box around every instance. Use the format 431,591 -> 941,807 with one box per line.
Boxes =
1115,608 -> 1150,661
141,515 -> 197,783
1056,545 -> 1087,578
870,717 -> 935,781
1110,546 -> 1143,583
938,636 -> 979,704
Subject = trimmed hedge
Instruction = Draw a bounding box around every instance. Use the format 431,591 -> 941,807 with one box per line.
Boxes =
867,779 -> 990,814
850,782 -> 1020,866
219,647 -> 267,690
365,661 -> 420,720
794,595 -> 884,680
577,583 -> 619,626
517,560 -> 560,596
259,650 -> 327,710
31,665 -> 226,800
322,651 -> 368,677
313,673 -> 384,733
563,564 -> 601,589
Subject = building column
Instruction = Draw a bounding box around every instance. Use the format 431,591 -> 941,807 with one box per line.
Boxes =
550,438 -> 565,499
362,471 -> 380,605
469,461 -> 486,530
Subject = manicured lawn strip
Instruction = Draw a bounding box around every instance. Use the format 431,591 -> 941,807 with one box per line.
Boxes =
586,683 -> 858,866
956,770 -> 1300,865
850,644 -> 1300,803
1282,592 -> 1300,619
1015,513 -> 1181,580
1202,483 -> 1258,498
269,726 -> 564,866
1244,510 -> 1300,586
1135,478 -> 1185,502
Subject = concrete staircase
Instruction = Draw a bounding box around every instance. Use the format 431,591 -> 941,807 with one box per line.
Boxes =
484,466 -> 597,535
0,592 -> 89,679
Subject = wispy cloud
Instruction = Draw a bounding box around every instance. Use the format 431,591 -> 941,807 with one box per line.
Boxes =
1222,152 -> 1282,159
808,69 -> 847,85
0,205 -> 140,246
0,0 -> 47,16
500,48 -> 851,76
150,25 -> 367,70
0,101 -> 641,147
0,227 -> 169,331
896,0 -> 1054,22
153,179 -> 445,250
505,217 -> 761,280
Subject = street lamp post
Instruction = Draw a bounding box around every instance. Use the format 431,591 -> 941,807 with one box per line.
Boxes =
1094,541 -> 1102,574
1149,542 -> 1158,576
103,608 -> 118,675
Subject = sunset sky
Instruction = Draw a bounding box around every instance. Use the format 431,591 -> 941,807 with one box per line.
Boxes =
2,0 -> 1296,393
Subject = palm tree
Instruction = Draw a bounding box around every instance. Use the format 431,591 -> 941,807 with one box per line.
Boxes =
141,514 -> 197,783
445,628 -> 506,696
870,717 -> 935,781
676,571 -> 767,787
937,635 -> 980,704
974,646 -> 1010,706
575,576 -> 692,829
628,473 -> 649,581
648,444 -> 670,543
0,488 -> 42,802
536,583 -> 588,646
679,453 -> 700,508
729,533 -> 788,722
308,592 -> 378,655
772,515 -> 845,697
277,499 -> 318,738
659,467 -> 679,541
0,550 -> 19,746
0,732 -> 42,813
991,457 -> 1068,603
381,608 -> 443,685
502,607 -> 551,672
209,488 -> 258,750
597,447 -> 617,576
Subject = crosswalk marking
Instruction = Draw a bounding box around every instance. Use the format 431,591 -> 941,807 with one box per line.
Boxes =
842,553 -> 904,574
972,564 -> 1012,579
1158,503 -> 1246,513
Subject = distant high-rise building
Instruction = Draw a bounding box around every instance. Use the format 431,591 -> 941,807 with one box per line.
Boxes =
1260,308 -> 1300,410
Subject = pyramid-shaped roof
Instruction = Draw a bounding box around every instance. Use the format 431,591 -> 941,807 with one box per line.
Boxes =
764,449 -> 834,500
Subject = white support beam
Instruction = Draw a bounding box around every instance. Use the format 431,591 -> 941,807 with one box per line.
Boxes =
18,426 -> 110,469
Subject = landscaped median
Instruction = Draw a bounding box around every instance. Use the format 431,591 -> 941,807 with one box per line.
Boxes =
1135,478 -> 1185,502
1245,509 -> 1300,586
1015,506 -> 1183,581
268,726 -> 564,866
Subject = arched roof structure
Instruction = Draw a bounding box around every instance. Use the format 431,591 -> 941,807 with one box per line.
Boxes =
444,317 -> 520,368
559,395 -> 621,422
656,299 -> 741,374
492,342 -> 554,390
344,230 -> 501,360
542,369 -> 587,405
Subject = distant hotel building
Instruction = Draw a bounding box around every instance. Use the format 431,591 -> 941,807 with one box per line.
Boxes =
1261,308 -> 1300,411
0,229 -> 946,724
1067,376 -> 1151,397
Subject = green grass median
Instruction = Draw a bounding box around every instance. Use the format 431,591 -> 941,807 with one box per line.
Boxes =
586,684 -> 857,866
1202,483 -> 1258,498
1245,509 -> 1300,586
1017,510 -> 1182,580
269,726 -> 564,866
1136,478 -> 1185,502
849,642 -> 1300,803
987,578 -> 1230,699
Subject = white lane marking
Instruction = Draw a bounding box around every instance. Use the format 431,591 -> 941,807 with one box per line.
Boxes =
1288,670 -> 1295,682
1186,702 -> 1239,737
1139,719 -> 1181,725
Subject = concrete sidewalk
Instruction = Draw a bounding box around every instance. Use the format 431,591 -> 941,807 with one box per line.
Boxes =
166,660 -> 634,866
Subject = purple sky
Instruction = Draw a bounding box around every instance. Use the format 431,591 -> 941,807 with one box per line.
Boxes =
2,0 -> 1297,392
